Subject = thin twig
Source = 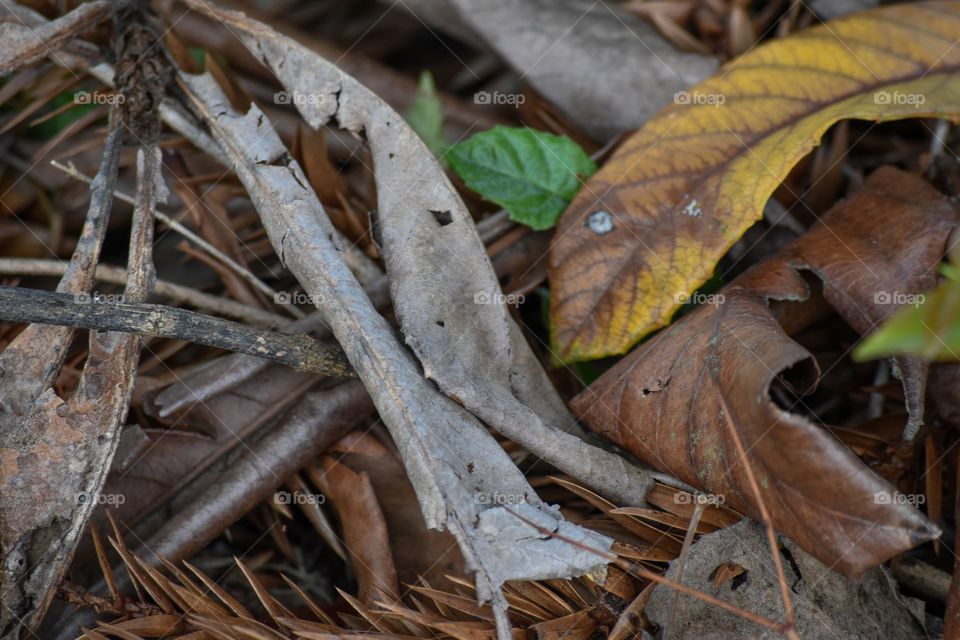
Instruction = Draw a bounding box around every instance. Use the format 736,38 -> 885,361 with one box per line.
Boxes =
49,159 -> 303,318
719,401 -> 799,639
0,285 -> 353,377
0,257 -> 290,328
664,502 -> 705,640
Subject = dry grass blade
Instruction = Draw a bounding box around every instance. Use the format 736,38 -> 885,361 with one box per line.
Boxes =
507,581 -> 574,617
550,477 -> 684,553
182,561 -> 254,621
278,574 -> 336,626
99,614 -> 189,636
79,626 -> 120,640
109,537 -> 176,614
662,503 -> 705,640
336,589 -> 400,634
610,506 -> 721,534
49,159 -> 294,315
234,557 -> 295,622
187,614 -> 289,640
405,586 -> 492,621
91,524 -> 119,600
287,472 -> 347,562
643,485 -> 742,529
1,71 -> 82,134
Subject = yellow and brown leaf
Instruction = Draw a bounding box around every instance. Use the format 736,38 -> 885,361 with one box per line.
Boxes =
549,1 -> 960,362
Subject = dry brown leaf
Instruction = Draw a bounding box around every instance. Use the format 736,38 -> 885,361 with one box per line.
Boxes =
318,456 -> 400,605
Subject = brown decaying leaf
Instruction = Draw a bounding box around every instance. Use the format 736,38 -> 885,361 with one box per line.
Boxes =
572,168 -> 952,577
318,455 -> 401,605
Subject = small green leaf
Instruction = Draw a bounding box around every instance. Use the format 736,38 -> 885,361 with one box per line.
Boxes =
854,277 -> 960,362
941,261 -> 960,282
407,70 -> 448,166
448,125 -> 596,230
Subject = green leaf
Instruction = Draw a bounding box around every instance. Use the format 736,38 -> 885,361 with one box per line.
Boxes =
407,70 -> 448,166
448,125 -> 596,230
854,277 -> 960,362
941,261 -> 960,282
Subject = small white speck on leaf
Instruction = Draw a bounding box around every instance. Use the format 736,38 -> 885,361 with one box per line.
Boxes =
587,210 -> 614,234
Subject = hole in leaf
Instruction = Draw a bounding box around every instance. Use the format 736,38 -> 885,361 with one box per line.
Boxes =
431,209 -> 453,226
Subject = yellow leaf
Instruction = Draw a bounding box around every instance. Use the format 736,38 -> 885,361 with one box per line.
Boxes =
549,1 -> 960,362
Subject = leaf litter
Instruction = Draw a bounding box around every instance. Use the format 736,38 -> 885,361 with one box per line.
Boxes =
0,2 -> 958,640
